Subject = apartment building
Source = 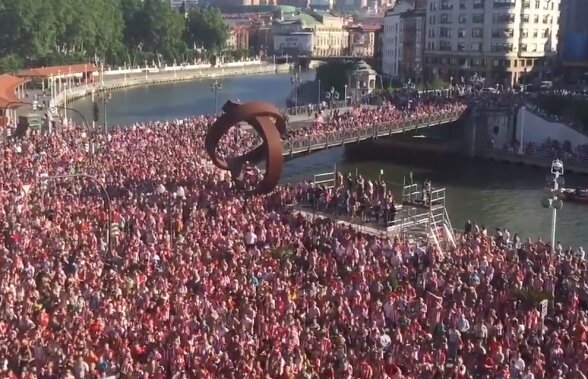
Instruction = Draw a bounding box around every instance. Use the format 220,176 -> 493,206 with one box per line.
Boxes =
558,0 -> 588,80
382,0 -> 425,80
347,24 -> 381,57
382,1 -> 413,78
424,0 -> 560,86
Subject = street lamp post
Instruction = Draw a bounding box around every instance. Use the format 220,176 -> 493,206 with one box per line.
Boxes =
325,87 -> 340,109
291,72 -> 301,108
210,80 -> 222,115
155,184 -> 186,241
100,92 -> 112,137
39,174 -> 113,257
541,159 -> 564,253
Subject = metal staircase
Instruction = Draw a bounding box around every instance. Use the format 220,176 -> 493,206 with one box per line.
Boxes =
400,176 -> 456,252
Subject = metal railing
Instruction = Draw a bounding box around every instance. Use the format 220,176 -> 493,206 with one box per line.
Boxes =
283,100 -> 347,117
282,109 -> 465,156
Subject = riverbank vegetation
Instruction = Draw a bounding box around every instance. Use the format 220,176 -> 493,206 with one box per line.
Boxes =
0,0 -> 229,74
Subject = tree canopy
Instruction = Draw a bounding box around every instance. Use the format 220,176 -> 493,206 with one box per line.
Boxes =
0,0 -> 230,73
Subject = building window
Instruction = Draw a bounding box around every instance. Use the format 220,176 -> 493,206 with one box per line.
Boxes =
535,0 -> 540,8
472,28 -> 484,38
440,41 -> 452,51
472,14 -> 484,23
493,0 -> 515,8
459,14 -> 467,24
533,29 -> 538,38
491,43 -> 513,52
521,14 -> 529,23
440,27 -> 453,38
521,29 -> 528,38
491,28 -> 514,38
492,13 -> 515,23
522,0 -> 530,7
441,0 -> 454,10
459,0 -> 467,9
457,42 -> 466,51
473,0 -> 485,10
440,14 -> 451,24
471,42 -> 482,51
458,28 -> 466,38
533,15 -> 539,23
542,15 -> 550,24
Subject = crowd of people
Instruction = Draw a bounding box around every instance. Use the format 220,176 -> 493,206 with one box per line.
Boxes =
296,173 -> 399,226
1,96 -> 588,379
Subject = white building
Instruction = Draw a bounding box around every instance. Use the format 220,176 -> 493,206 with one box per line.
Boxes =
424,0 -> 560,86
273,32 -> 314,55
382,1 -> 415,78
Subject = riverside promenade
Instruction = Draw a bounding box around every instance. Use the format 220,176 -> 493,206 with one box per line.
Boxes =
52,61 -> 291,107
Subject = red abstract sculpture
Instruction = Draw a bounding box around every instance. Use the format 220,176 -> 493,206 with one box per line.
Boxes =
205,101 -> 286,194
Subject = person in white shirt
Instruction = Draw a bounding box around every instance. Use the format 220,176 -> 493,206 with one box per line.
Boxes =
522,367 -> 535,379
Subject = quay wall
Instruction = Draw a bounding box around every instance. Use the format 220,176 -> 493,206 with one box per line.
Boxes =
516,106 -> 588,148
347,110 -> 588,175
54,62 -> 291,107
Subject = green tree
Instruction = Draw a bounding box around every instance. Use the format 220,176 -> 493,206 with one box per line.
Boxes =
185,6 -> 229,51
0,54 -> 23,74
140,0 -> 186,62
315,61 -> 356,97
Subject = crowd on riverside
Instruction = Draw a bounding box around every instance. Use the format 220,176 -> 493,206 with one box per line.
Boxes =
2,97 -> 588,379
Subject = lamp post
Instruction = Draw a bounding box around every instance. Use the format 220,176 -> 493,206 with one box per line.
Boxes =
325,87 -> 340,109
541,159 -> 564,253
291,71 -> 301,108
39,174 -> 113,257
210,80 -> 222,115
100,92 -> 112,138
156,184 -> 186,240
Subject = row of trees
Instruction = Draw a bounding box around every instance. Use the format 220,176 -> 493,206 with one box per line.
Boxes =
0,0 -> 230,73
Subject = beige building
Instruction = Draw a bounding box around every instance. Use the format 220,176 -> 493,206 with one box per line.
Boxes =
347,24 -> 381,58
272,11 -> 349,56
424,0 -> 560,86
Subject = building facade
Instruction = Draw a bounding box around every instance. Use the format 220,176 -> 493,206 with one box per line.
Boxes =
346,24 -> 381,57
558,0 -> 588,79
226,25 -> 251,51
272,11 -> 348,56
424,0 -> 560,86
274,32 -> 314,55
382,1 -> 415,79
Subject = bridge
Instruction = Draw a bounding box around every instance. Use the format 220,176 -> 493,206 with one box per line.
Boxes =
281,110 -> 465,157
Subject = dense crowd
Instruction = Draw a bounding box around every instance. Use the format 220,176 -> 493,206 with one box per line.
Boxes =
1,98 -> 588,379
297,173 -> 399,226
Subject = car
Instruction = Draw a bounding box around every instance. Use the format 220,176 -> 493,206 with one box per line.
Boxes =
539,81 -> 553,90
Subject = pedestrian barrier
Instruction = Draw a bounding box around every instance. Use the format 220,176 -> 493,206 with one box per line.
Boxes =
282,110 -> 465,156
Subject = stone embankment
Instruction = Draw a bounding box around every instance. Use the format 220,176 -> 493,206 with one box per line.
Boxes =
53,61 -> 291,107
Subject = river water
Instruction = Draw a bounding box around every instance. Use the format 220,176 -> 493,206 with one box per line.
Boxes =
70,72 -> 588,248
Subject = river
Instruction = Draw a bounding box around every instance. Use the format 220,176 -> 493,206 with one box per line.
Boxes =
70,72 -> 588,248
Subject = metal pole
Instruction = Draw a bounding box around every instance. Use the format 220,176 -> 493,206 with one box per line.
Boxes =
551,170 -> 559,252
318,79 -> 321,105
518,106 -> 525,154
40,174 -> 112,257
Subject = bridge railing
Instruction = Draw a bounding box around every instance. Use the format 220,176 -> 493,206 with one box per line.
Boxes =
282,109 -> 465,154
283,100 -> 347,117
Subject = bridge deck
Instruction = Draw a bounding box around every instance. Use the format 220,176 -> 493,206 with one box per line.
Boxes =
282,112 -> 463,157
